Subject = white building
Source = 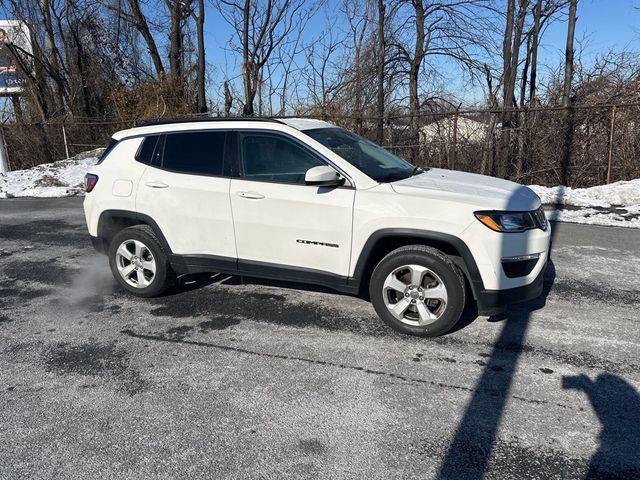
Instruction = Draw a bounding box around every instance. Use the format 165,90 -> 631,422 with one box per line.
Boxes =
420,116 -> 489,146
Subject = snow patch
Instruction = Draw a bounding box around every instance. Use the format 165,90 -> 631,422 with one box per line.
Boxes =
545,207 -> 640,229
529,179 -> 640,208
529,180 -> 640,229
0,148 -> 103,198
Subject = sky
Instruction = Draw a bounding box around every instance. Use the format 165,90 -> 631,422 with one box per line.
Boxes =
200,0 -> 640,106
539,0 -> 640,64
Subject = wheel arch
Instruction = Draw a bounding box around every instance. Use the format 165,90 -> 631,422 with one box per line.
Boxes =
351,228 -> 485,299
97,210 -> 173,254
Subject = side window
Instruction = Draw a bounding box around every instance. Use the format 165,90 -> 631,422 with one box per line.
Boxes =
151,135 -> 164,166
162,131 -> 226,176
240,133 -> 325,184
135,136 -> 158,165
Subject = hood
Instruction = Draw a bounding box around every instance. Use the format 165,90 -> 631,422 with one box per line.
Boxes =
391,168 -> 541,211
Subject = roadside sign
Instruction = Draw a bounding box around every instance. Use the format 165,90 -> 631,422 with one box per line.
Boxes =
0,20 -> 32,96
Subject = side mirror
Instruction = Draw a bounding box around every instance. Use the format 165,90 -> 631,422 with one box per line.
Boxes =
305,165 -> 345,187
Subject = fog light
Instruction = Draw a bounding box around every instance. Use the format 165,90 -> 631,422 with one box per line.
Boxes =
501,253 -> 540,278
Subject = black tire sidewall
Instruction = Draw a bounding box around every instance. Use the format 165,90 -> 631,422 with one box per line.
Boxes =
108,227 -> 172,297
370,249 -> 465,337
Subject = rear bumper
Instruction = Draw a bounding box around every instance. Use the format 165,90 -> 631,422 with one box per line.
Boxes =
475,258 -> 547,315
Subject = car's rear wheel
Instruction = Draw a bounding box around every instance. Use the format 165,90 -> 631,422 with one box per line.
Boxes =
369,245 -> 465,336
108,225 -> 176,297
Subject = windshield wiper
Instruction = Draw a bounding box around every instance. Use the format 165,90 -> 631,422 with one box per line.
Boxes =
375,174 -> 404,183
376,167 -> 428,183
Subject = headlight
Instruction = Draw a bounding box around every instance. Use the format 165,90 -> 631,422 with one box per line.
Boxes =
474,210 -> 543,233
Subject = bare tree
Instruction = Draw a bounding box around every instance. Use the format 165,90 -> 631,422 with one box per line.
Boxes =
516,0 -> 567,180
217,0 -> 306,116
390,0 -> 493,162
301,28 -> 348,118
223,80 -> 234,115
344,0 -> 372,134
528,0 -> 542,105
194,0 -> 207,112
123,0 -> 166,79
497,0 -> 529,177
260,1 -> 317,115
375,0 -> 386,143
166,0 -> 189,82
560,0 -> 577,186
38,0 -> 66,112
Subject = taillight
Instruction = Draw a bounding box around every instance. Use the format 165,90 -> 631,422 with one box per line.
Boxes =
84,173 -> 99,193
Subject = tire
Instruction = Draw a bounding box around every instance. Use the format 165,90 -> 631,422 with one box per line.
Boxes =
108,224 -> 176,297
369,245 -> 466,337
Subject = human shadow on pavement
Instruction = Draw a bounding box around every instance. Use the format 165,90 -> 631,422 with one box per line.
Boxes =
563,373 -> 640,479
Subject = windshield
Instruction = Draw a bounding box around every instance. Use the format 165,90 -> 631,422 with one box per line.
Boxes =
304,127 -> 421,182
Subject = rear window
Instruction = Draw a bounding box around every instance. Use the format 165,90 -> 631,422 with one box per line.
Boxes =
136,136 -> 157,164
162,131 -> 226,176
96,139 -> 118,165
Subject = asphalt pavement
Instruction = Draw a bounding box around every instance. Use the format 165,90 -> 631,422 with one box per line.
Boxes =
0,197 -> 639,479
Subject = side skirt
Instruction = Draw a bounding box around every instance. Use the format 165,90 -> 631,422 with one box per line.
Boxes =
169,254 -> 360,295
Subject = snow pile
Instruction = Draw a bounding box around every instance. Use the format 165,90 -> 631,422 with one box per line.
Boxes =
544,205 -> 640,229
529,180 -> 640,229
0,148 -> 103,199
529,179 -> 640,208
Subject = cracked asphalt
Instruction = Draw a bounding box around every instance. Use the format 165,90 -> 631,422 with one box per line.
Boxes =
0,197 -> 639,479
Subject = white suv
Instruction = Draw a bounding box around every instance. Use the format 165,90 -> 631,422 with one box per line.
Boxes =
83,118 -> 551,336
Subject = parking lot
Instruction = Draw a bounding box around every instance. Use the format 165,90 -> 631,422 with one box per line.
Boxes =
0,197 -> 639,479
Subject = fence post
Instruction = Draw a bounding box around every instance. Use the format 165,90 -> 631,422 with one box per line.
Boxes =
0,122 -> 9,174
606,105 -> 617,184
451,109 -> 459,170
61,123 -> 70,159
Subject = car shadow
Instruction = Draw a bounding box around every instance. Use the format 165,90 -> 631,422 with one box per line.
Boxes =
164,272 -> 229,296
169,271 -> 339,296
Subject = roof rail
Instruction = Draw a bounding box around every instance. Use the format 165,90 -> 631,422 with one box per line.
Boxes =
137,117 -> 283,128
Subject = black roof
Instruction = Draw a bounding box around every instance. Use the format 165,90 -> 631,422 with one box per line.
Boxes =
137,117 -> 283,127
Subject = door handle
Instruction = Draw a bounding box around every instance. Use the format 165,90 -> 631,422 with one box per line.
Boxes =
145,181 -> 169,189
236,191 -> 265,200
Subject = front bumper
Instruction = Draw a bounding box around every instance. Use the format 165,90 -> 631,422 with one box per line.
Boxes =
460,215 -> 551,291
475,255 -> 548,315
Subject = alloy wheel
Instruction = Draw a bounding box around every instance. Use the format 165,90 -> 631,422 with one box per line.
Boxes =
382,264 -> 448,326
115,239 -> 156,288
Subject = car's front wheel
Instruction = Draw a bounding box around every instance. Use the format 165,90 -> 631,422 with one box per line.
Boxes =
369,245 -> 466,336
108,225 -> 176,297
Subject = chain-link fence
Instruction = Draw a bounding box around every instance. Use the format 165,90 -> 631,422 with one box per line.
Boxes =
2,103 -> 639,187
317,103 -> 640,187
1,118 -> 136,170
